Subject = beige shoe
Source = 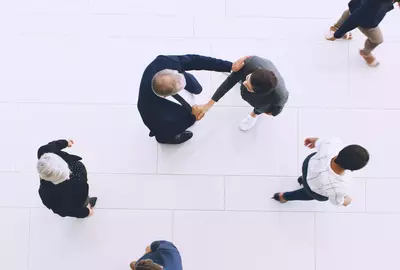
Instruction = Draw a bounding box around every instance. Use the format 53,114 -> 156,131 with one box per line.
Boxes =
359,50 -> 379,67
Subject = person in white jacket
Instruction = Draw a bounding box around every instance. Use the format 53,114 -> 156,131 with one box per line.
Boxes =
273,137 -> 369,206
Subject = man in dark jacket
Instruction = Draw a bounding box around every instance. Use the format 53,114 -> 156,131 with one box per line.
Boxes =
130,241 -> 182,270
196,56 -> 289,131
326,0 -> 398,67
137,54 -> 245,144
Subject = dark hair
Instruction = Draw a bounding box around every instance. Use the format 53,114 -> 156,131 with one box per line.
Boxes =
135,260 -> 163,270
335,145 -> 369,171
250,68 -> 278,93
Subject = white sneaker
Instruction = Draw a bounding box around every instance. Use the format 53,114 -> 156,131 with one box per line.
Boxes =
239,114 -> 259,131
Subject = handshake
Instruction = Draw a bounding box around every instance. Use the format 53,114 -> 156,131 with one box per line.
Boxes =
191,103 -> 210,121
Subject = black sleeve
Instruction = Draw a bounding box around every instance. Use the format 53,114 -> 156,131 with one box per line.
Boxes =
211,70 -> 244,102
151,241 -> 177,252
37,139 -> 69,159
38,188 -> 53,210
150,241 -> 161,252
166,55 -> 233,72
72,207 -> 90,219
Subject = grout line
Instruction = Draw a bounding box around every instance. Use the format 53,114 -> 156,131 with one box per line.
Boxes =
4,206 -> 400,215
5,101 -> 400,112
224,0 -> 227,16
297,108 -> 300,176
364,178 -> 368,212
171,211 -> 175,241
314,212 -> 317,270
223,176 -> 227,210
27,208 -> 32,270
2,170 -> 400,180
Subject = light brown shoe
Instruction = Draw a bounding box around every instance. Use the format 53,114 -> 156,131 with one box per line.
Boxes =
359,50 -> 380,67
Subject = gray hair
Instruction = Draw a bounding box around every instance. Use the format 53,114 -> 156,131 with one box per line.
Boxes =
37,153 -> 71,184
151,69 -> 186,97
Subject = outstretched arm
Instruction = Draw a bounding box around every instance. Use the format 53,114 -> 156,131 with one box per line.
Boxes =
37,139 -> 72,158
166,54 -> 233,72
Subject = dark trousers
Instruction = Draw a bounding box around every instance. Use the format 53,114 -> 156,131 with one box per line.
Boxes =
283,153 -> 329,202
253,108 -> 264,115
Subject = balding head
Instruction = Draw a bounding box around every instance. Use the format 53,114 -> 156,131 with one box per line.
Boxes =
151,69 -> 186,97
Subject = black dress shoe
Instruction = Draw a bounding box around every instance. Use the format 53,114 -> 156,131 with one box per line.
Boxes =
157,131 -> 193,144
297,176 -> 303,185
89,197 -> 98,208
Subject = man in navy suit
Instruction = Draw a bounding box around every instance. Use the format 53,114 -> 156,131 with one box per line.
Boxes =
137,54 -> 246,144
130,241 -> 182,270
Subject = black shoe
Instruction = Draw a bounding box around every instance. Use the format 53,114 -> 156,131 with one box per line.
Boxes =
89,197 -> 97,208
157,131 -> 193,144
297,176 -> 303,185
271,193 -> 287,204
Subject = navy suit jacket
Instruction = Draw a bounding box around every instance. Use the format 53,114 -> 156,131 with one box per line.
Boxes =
137,54 -> 232,138
136,241 -> 182,270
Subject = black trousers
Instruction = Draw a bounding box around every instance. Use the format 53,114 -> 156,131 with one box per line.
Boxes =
283,153 -> 329,202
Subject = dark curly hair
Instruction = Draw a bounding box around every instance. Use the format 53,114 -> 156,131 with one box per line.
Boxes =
250,68 -> 278,93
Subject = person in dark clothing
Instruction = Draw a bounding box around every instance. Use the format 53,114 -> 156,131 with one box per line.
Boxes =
36,139 -> 97,218
196,56 -> 289,131
130,241 -> 182,270
137,54 -> 246,144
326,0 -> 398,67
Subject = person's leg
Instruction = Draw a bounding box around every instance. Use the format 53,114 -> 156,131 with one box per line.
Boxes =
239,108 -> 261,131
283,188 -> 315,201
334,10 -> 350,29
184,72 -> 203,95
358,26 -> 383,67
155,131 -> 193,144
327,10 -> 352,40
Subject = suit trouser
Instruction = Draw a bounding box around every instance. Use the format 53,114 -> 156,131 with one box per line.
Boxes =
283,153 -> 329,202
334,9 -> 383,54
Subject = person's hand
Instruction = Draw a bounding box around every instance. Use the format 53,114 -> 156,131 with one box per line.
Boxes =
231,56 -> 250,72
67,139 -> 74,147
145,245 -> 151,254
192,105 -> 209,121
87,204 -> 94,216
304,137 -> 318,149
130,261 -> 137,270
343,196 -> 352,206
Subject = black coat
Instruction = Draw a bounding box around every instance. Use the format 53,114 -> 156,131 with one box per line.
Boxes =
334,0 -> 394,38
38,140 -> 90,218
137,54 -> 232,138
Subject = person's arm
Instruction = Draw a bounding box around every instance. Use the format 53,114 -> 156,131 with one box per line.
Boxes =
72,206 -> 91,218
150,241 -> 177,252
328,194 -> 346,206
211,70 -> 244,103
37,139 -> 73,158
165,54 -> 233,72
334,3 -> 377,38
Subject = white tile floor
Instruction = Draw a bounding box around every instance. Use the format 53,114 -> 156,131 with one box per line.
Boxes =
0,1 -> 399,270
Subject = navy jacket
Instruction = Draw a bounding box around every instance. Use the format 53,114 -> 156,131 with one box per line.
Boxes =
137,55 -> 232,138
136,241 -> 182,270
38,140 -> 90,218
334,0 -> 394,38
